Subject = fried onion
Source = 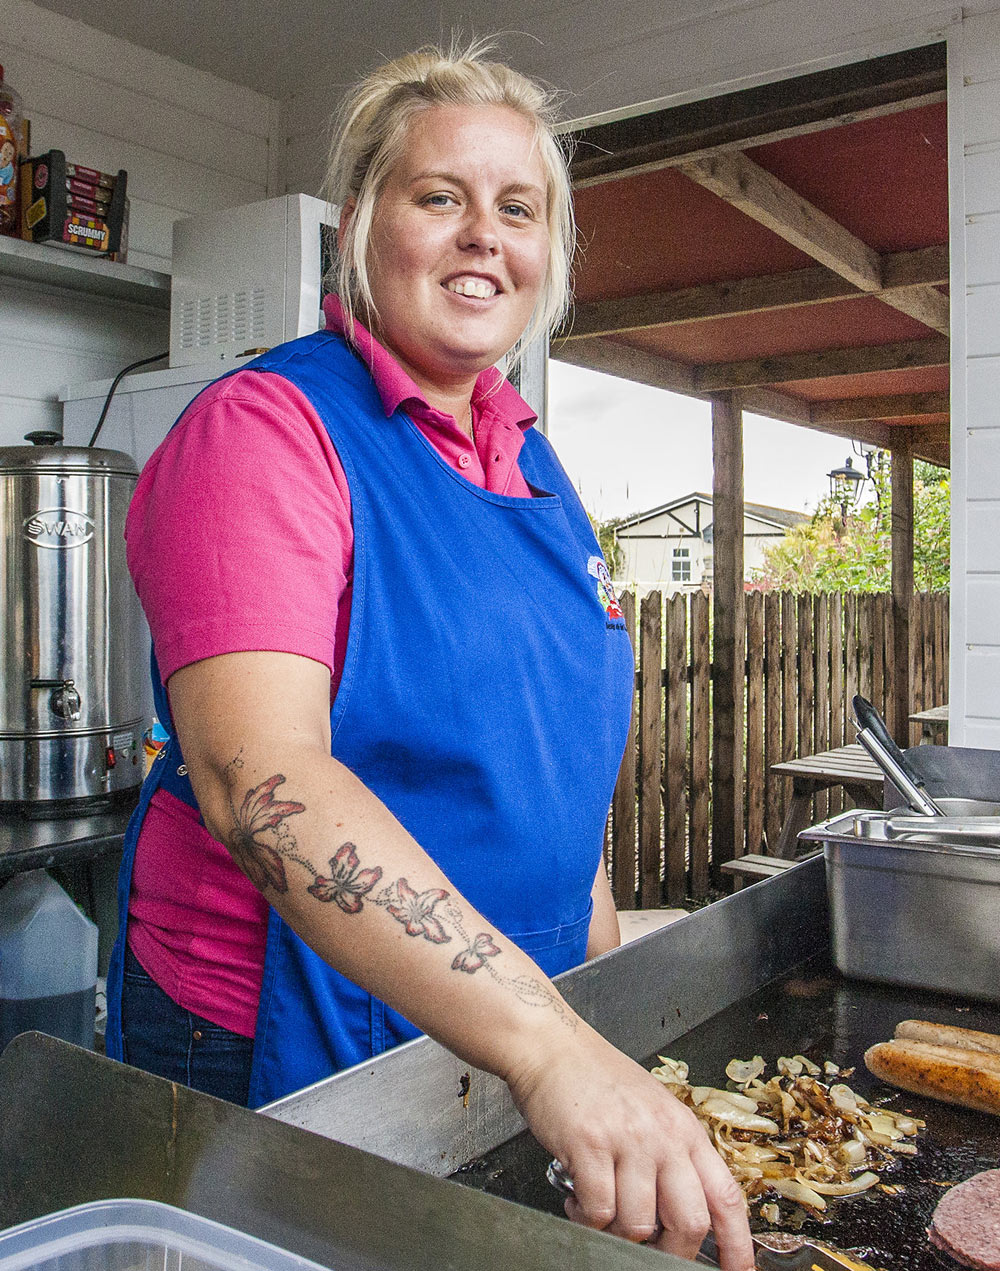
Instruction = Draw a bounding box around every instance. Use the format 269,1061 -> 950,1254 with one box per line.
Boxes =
650,1054 -> 923,1222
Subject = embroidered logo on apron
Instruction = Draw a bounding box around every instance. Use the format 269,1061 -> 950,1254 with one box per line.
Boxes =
588,555 -> 624,623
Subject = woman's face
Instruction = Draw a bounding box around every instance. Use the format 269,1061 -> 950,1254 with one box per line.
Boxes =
355,103 -> 551,401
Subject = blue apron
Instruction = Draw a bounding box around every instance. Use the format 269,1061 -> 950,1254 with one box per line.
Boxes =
106,331 -> 633,1107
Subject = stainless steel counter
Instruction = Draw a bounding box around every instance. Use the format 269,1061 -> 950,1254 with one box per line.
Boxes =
0,1032 -> 692,1271
0,795 -> 134,884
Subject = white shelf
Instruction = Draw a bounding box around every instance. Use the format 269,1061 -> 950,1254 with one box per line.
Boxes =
0,234 -> 170,308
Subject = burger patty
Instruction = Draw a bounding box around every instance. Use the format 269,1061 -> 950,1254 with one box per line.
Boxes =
929,1169 -> 1000,1271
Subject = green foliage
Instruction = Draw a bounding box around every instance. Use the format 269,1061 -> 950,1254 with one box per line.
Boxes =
588,512 -> 626,577
754,454 -> 949,593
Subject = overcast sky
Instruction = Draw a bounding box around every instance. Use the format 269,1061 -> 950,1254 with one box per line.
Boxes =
547,360 -> 856,523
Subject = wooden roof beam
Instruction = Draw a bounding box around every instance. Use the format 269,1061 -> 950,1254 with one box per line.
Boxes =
550,334 -> 901,447
908,420 -> 951,466
552,335 -> 813,425
693,336 -> 949,392
812,390 -> 949,422
563,245 -> 947,339
677,151 -> 949,334
678,151 -> 882,290
570,44 -> 946,187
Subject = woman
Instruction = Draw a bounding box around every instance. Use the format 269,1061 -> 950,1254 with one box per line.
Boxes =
105,43 -> 753,1270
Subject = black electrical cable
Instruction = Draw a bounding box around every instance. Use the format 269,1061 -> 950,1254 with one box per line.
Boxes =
86,350 -> 169,448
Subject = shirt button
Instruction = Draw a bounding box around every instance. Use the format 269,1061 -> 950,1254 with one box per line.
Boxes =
458,454 -> 471,469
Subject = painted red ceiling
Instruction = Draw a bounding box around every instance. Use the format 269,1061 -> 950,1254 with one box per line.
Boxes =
568,99 -> 950,440
746,103 -> 948,252
777,365 -> 950,401
609,295 -> 938,365
572,166 -> 815,304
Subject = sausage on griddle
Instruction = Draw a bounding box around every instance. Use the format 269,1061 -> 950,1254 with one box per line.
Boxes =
929,1169 -> 1000,1270
864,1040 -> 1000,1115
896,1020 -> 1000,1057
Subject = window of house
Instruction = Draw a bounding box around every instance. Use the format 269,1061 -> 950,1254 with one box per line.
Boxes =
672,547 -> 691,582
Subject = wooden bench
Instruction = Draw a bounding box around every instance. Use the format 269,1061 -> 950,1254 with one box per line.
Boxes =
769,743 -> 885,858
909,703 -> 949,745
720,854 -> 798,890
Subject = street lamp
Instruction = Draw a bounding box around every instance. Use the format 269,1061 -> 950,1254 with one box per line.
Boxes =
827,456 -> 866,526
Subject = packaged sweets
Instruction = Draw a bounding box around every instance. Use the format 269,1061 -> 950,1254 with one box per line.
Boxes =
20,149 -> 128,258
0,64 -> 24,236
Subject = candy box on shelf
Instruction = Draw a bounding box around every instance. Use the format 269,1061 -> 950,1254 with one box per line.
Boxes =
19,149 -> 128,259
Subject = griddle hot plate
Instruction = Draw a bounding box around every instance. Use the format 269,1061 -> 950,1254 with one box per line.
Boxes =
452,956 -> 1000,1271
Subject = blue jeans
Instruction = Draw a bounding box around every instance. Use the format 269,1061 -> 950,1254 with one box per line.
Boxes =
120,944 -> 254,1105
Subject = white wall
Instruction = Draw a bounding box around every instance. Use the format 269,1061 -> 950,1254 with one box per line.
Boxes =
949,9 -> 1000,747
0,0 -> 283,446
618,516 -> 785,590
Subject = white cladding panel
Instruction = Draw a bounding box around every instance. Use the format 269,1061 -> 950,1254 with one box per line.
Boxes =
955,14 -> 1000,745
966,422 -> 1000,501
965,578 -> 1000,644
960,10 -> 1000,82
0,0 -> 280,444
965,150 -> 1000,217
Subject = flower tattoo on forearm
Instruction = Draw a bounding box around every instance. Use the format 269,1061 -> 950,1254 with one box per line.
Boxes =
308,842 -> 383,912
227,772 -> 305,894
220,756 -> 577,1024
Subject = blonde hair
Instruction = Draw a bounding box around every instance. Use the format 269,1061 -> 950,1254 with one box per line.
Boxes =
322,39 -> 575,365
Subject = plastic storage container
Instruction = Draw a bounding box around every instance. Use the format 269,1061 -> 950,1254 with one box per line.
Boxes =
0,1199 -> 336,1271
0,870 -> 98,1052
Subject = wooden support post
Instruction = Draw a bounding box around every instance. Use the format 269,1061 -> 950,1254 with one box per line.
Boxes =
891,435 -> 914,746
711,392 -> 746,880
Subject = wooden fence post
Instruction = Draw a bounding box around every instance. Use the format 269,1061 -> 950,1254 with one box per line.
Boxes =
763,591 -> 782,852
780,591 -> 798,828
689,590 -> 711,899
745,591 -> 765,855
610,590 -> 637,909
814,594 -> 830,821
828,593 -> 844,815
637,590 -> 663,908
664,594 -> 688,904
891,437 -> 914,745
711,392 -> 746,879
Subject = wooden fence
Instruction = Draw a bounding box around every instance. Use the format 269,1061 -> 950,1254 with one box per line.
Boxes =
607,589 -> 950,909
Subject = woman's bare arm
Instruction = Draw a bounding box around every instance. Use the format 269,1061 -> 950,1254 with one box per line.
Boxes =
167,650 -> 753,1271
586,862 -> 621,959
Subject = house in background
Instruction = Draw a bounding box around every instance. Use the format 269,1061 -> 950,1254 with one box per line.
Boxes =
614,493 -> 807,593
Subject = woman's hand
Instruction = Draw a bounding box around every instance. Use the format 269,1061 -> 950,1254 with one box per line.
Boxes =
506,1022 -> 755,1271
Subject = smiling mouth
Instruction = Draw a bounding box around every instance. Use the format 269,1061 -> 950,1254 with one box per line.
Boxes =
445,278 -> 499,299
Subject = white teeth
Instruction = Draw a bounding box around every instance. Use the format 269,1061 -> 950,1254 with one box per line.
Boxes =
447,278 -> 497,299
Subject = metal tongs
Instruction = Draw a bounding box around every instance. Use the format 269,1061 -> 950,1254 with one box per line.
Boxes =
884,814 -> 1000,847
852,694 -> 945,817
546,1159 -> 877,1270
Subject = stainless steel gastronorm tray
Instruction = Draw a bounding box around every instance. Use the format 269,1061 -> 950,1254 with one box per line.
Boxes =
800,811 -> 1000,1002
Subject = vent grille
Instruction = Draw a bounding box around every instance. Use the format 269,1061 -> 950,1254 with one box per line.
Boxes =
176,289 -> 268,350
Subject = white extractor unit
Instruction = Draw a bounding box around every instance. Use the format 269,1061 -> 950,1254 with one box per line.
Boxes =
169,193 -> 338,368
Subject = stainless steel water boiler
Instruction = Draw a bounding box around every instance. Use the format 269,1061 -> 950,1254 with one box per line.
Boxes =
0,432 -> 145,807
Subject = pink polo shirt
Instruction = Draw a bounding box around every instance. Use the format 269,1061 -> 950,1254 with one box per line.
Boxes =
126,296 -> 536,1036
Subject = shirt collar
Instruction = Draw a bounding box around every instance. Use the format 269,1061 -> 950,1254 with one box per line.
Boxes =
321,294 -> 537,432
